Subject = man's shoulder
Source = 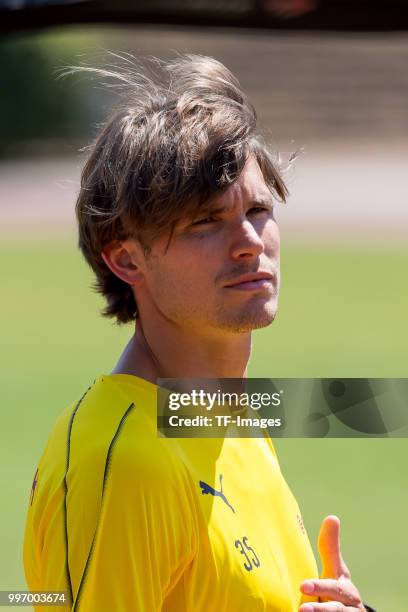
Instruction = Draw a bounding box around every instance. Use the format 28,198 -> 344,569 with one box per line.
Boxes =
63,374 -> 156,440
72,375 -> 189,484
35,375 -> 192,513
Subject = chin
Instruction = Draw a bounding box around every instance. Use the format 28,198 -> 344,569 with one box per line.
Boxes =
216,300 -> 278,334
244,307 -> 278,332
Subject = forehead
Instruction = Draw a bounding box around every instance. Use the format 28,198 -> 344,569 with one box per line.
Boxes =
207,155 -> 273,212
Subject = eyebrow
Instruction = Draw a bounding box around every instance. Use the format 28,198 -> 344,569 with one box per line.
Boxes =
207,197 -> 274,215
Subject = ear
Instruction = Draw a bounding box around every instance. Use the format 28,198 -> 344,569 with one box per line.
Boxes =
101,239 -> 145,286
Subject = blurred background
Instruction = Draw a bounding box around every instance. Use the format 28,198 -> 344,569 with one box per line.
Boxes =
1,2 -> 407,610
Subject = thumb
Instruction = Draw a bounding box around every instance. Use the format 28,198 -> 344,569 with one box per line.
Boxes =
318,515 -> 350,580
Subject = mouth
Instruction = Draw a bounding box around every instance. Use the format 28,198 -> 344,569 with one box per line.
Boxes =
223,272 -> 276,292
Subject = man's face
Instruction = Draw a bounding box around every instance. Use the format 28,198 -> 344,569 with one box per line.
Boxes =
136,155 -> 280,335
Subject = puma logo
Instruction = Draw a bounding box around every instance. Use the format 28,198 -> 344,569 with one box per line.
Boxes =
199,474 -> 235,513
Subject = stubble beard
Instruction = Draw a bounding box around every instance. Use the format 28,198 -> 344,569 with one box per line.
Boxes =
211,293 -> 279,334
150,273 -> 280,335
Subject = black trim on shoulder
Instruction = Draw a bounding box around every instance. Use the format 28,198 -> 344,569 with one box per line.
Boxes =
73,402 -> 135,611
62,386 -> 92,607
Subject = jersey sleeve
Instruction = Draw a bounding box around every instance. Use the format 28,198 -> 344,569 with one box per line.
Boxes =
72,439 -> 198,612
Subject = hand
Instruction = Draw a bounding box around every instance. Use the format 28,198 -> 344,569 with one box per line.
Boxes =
299,515 -> 366,611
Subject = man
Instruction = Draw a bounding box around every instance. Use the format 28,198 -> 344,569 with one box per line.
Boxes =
24,54 -> 374,611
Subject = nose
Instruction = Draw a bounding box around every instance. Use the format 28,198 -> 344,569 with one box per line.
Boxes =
229,218 -> 265,261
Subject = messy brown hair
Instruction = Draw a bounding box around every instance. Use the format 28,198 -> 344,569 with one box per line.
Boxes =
73,54 -> 288,324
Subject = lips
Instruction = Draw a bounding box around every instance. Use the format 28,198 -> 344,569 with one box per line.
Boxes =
223,272 -> 277,293
224,272 -> 275,288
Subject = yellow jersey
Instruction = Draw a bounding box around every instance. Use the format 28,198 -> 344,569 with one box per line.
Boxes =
23,374 -> 318,611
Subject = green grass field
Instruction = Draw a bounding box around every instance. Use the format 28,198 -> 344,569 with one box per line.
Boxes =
1,238 -> 407,610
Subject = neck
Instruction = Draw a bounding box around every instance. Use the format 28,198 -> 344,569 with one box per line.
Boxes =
111,318 -> 252,383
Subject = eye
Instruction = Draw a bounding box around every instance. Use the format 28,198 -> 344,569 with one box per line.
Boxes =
191,216 -> 216,226
248,206 -> 270,215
